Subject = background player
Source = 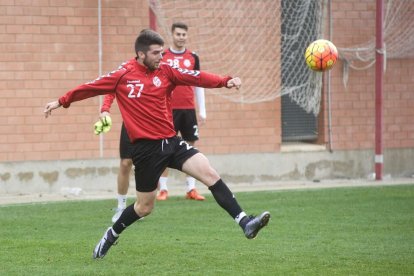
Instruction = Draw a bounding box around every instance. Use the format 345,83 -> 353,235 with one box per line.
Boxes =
157,22 -> 206,201
95,93 -> 132,223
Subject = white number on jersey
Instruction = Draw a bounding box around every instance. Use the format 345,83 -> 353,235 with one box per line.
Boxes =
127,83 -> 144,98
166,58 -> 180,68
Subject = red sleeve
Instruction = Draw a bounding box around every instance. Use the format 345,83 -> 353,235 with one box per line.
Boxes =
58,67 -> 127,108
161,64 -> 232,89
100,94 -> 115,113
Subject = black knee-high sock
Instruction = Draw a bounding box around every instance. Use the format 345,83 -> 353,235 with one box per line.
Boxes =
209,179 -> 243,219
112,204 -> 141,234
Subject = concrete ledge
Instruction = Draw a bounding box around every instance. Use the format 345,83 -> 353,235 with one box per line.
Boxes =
0,148 -> 413,198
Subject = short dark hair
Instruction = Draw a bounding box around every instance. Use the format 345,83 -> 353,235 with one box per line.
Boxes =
135,29 -> 164,54
171,22 -> 188,33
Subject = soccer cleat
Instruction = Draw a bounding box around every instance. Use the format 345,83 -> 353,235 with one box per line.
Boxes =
93,227 -> 118,259
156,190 -> 168,201
185,189 -> 205,201
111,208 -> 125,223
243,211 -> 271,239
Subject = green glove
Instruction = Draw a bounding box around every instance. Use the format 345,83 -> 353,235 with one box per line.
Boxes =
94,115 -> 112,135
94,120 -> 103,135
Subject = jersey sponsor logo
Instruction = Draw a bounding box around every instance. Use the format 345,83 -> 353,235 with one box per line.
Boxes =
153,76 -> 161,87
127,80 -> 142,84
183,59 -> 191,67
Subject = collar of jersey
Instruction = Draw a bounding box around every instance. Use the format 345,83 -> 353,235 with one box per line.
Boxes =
134,60 -> 153,74
169,47 -> 186,55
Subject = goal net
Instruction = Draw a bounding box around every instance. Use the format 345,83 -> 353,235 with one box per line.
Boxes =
149,0 -> 326,115
338,0 -> 414,83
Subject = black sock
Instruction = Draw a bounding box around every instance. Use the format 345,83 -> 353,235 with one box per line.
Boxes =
208,179 -> 243,219
112,203 -> 141,234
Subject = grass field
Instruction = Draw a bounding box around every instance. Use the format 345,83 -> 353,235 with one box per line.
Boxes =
1,184 -> 413,275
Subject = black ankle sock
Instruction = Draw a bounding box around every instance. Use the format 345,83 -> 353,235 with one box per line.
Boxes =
112,204 -> 141,234
208,179 -> 243,219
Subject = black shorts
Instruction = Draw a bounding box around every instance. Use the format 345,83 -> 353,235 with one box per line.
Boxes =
131,136 -> 199,192
119,123 -> 133,159
173,109 -> 199,142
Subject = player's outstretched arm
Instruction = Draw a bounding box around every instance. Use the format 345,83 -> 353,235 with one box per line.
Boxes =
226,77 -> 241,89
44,100 -> 61,118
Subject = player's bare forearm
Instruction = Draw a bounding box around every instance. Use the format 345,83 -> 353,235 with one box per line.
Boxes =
44,100 -> 61,118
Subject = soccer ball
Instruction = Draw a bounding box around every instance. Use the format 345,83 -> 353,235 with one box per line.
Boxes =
304,39 -> 338,71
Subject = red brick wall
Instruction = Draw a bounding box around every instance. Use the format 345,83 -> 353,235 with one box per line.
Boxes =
0,0 -> 412,162
0,0 -> 148,161
327,0 -> 414,150
197,97 -> 280,154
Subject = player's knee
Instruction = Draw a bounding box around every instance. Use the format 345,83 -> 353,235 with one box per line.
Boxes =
134,202 -> 154,217
138,208 -> 152,217
120,159 -> 133,172
202,166 -> 220,186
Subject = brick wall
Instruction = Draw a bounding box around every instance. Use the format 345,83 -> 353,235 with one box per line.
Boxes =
0,0 -> 148,161
0,0 -> 413,163
327,0 -> 414,150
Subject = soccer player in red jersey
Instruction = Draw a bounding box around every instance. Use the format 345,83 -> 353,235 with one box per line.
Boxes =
157,22 -> 206,201
44,29 -> 270,259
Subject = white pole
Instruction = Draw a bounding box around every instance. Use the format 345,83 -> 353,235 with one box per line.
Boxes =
98,0 -> 103,158
375,0 -> 384,180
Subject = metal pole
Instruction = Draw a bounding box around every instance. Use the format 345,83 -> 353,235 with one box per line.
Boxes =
375,0 -> 384,180
327,0 -> 333,153
149,0 -> 157,31
98,0 -> 103,158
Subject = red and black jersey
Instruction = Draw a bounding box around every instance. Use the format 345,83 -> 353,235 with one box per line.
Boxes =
162,48 -> 200,109
59,58 -> 231,142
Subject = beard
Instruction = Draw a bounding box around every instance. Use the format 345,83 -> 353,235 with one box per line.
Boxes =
143,56 -> 158,71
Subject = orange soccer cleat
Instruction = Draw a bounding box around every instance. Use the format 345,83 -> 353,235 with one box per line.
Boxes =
156,190 -> 168,201
186,189 -> 205,201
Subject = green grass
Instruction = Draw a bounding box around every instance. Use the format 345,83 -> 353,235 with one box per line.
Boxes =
1,185 -> 413,275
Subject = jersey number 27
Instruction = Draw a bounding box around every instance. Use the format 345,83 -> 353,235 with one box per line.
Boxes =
127,83 -> 144,98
